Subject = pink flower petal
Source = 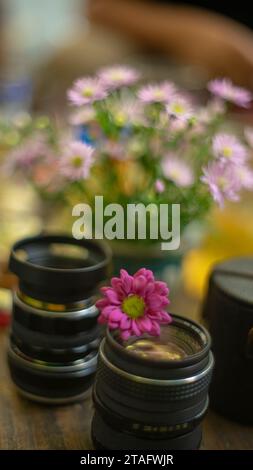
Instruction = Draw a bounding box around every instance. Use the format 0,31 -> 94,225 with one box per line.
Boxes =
96,298 -> 109,309
137,316 -> 152,332
144,282 -> 155,296
120,316 -> 132,330
102,305 -> 117,318
150,322 -> 161,336
154,281 -> 170,296
121,330 -> 131,341
103,288 -> 121,304
132,275 -> 147,295
111,277 -> 125,299
147,295 -> 164,309
109,308 -> 124,322
132,320 -> 142,336
135,268 -> 154,282
159,311 -> 172,323
98,315 -> 107,324
120,269 -> 133,294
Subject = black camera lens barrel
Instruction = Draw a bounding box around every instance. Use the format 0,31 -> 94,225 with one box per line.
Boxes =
8,345 -> 97,404
10,292 -> 101,363
9,234 -> 111,303
92,315 -> 213,450
8,234 -> 111,403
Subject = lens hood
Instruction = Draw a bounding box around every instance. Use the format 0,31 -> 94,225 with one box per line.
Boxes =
9,234 -> 111,302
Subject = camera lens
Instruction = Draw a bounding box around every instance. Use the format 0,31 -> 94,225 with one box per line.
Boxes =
92,315 -> 213,450
8,234 -> 111,404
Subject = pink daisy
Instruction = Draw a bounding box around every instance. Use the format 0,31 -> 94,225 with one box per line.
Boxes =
98,65 -> 140,90
162,154 -> 194,187
207,78 -> 252,108
60,141 -> 94,180
96,268 -> 171,341
201,161 -> 241,207
166,96 -> 193,121
109,95 -> 145,127
213,133 -> 248,164
67,77 -> 108,106
138,82 -> 176,104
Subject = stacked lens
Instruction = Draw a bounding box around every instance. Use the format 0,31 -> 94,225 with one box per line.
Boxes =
8,234 -> 111,404
92,315 -> 214,450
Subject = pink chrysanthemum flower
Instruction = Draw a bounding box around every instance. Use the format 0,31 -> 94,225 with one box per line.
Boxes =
155,179 -> 165,193
60,141 -> 94,180
138,82 -> 176,104
207,78 -> 252,108
98,65 -> 140,89
96,268 -> 172,341
201,161 -> 241,207
213,133 -> 248,164
162,154 -> 194,187
166,96 -> 193,121
67,77 -> 108,106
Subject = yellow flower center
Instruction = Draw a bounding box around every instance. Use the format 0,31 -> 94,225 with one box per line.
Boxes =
71,156 -> 83,168
122,295 -> 145,319
82,87 -> 94,98
222,146 -> 232,158
115,112 -> 127,126
172,103 -> 184,115
111,72 -> 123,81
170,169 -> 180,179
154,90 -> 164,99
218,177 -> 228,190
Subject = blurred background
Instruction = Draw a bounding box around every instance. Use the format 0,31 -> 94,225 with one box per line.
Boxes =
0,0 -> 253,312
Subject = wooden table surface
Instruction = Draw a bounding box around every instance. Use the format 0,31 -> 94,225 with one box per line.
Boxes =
0,289 -> 252,450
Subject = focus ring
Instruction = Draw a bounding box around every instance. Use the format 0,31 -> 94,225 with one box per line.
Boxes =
97,354 -> 213,402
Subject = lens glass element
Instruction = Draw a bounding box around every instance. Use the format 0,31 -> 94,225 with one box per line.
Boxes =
125,324 -> 204,361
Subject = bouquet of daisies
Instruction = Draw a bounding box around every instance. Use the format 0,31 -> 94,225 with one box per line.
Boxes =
3,65 -> 253,240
